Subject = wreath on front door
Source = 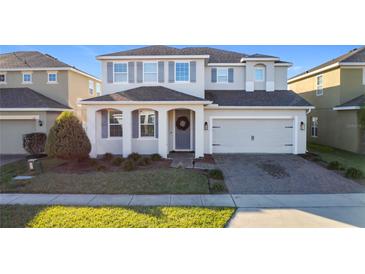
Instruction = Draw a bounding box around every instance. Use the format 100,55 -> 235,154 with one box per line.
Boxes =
176,116 -> 190,131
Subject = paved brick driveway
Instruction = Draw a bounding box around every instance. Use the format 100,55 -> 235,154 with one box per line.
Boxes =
214,154 -> 365,194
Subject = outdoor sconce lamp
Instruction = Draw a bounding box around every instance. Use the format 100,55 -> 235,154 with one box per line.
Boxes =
204,122 -> 208,130
38,120 -> 43,127
300,121 -> 305,130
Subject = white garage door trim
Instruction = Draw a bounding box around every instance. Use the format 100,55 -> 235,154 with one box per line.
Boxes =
209,116 -> 299,154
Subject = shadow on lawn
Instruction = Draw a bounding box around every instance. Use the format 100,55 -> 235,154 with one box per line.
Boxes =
0,205 -> 45,228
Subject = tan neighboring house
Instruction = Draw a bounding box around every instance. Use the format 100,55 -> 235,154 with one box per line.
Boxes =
0,51 -> 101,154
288,46 -> 365,154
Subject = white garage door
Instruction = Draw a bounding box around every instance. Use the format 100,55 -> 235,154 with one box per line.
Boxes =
0,120 -> 37,154
212,119 -> 294,154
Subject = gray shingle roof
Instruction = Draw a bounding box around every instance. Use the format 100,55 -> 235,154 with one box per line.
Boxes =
205,90 -> 312,107
98,46 -> 284,64
335,94 -> 365,108
0,88 -> 71,109
290,46 -> 365,80
82,86 -> 208,102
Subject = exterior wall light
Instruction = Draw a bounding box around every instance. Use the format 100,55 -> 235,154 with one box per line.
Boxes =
204,122 -> 208,130
300,121 -> 305,130
38,120 -> 43,127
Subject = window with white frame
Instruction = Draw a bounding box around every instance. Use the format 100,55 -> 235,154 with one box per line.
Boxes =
311,117 -> 318,137
109,110 -> 123,137
89,80 -> 94,95
255,67 -> 265,81
143,62 -> 158,82
217,68 -> 228,83
139,110 -> 155,137
114,63 -> 128,83
0,73 -> 6,84
22,72 -> 32,83
316,75 -> 323,96
96,83 -> 101,95
47,72 -> 57,83
175,62 -> 189,82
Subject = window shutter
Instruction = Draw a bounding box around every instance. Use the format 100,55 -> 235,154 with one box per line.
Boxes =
190,61 -> 196,82
107,62 -> 113,83
158,61 -> 164,83
155,111 -> 159,138
168,61 -> 175,83
228,68 -> 234,83
211,68 -> 217,83
136,62 -> 143,83
132,110 -> 139,138
101,110 -> 108,138
128,62 -> 135,83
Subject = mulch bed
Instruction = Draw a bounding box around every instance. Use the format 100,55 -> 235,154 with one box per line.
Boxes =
194,154 -> 216,164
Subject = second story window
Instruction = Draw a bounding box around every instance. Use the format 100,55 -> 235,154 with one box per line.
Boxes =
96,83 -> 101,95
114,63 -> 128,83
22,72 -> 32,84
217,68 -> 228,83
48,72 -> 57,83
0,73 -> 6,84
316,75 -> 323,96
143,62 -> 158,82
175,62 -> 189,82
89,80 -> 94,95
255,67 -> 265,81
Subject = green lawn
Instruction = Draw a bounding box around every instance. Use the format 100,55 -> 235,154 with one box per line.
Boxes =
0,205 -> 234,228
308,143 -> 365,175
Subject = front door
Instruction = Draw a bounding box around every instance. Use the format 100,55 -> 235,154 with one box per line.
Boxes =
175,110 -> 191,150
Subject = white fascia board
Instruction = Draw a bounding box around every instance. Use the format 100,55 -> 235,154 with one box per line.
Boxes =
0,115 -> 40,120
80,100 -> 212,105
333,106 -> 361,111
288,62 -> 340,83
340,62 -> 365,66
204,105 -> 315,110
207,63 -> 245,67
241,57 -> 280,62
0,108 -> 73,112
96,55 -> 210,60
274,62 -> 293,67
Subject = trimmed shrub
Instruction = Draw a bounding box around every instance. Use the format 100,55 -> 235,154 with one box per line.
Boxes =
22,132 -> 47,155
45,112 -> 91,160
345,168 -> 363,179
89,159 -> 98,166
96,164 -> 107,172
327,161 -> 342,170
208,169 -> 224,180
150,153 -> 162,161
122,159 -> 135,171
102,153 -> 113,161
128,153 -> 141,161
111,157 -> 124,166
136,157 -> 151,166
210,182 -> 225,193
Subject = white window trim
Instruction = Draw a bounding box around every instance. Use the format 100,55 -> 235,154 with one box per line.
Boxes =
47,72 -> 58,84
22,72 -> 32,84
143,61 -> 158,83
89,80 -> 94,95
175,61 -> 190,82
113,62 -> 128,83
254,67 -> 265,82
311,117 -> 318,138
108,110 -> 123,139
362,67 -> 365,85
138,110 -> 157,139
96,83 -> 101,95
216,68 -> 229,83
0,72 -> 6,84
316,75 -> 323,96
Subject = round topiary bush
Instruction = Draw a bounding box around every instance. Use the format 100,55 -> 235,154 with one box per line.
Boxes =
150,153 -> 162,161
128,153 -> 141,161
122,159 -> 135,171
208,169 -> 224,180
45,112 -> 91,160
22,132 -> 47,155
102,153 -> 113,161
345,168 -> 363,179
327,161 -> 342,170
136,157 -> 151,166
111,157 -> 124,166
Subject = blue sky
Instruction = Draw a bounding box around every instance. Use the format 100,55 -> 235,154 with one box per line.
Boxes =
0,45 -> 360,78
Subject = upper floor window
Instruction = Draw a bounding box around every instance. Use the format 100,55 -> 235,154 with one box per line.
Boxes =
96,83 -> 101,95
109,110 -> 123,137
139,110 -> 155,138
175,62 -> 189,82
255,67 -> 265,81
89,80 -> 94,95
0,73 -> 6,84
143,62 -> 158,82
316,75 -> 323,96
311,117 -> 318,137
217,68 -> 228,83
114,63 -> 128,83
47,72 -> 57,83
22,72 -> 32,84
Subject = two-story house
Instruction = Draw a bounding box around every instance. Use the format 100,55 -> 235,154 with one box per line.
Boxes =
288,46 -> 365,154
81,46 -> 312,159
0,51 -> 101,154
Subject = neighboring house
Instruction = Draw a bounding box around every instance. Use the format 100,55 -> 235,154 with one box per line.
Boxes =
81,46 -> 312,159
0,51 -> 101,154
288,46 -> 365,154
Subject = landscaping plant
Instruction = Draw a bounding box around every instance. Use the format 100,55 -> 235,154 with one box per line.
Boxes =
111,157 -> 124,166
45,112 -> 91,160
136,157 -> 150,166
22,132 -> 47,156
327,161 -> 343,170
102,153 -> 113,161
210,182 -> 225,193
122,159 -> 135,171
345,167 -> 363,179
208,169 -> 224,180
151,153 -> 162,161
128,153 -> 141,161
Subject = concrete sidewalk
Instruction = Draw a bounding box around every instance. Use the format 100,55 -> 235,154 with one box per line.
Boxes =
1,193 -> 365,207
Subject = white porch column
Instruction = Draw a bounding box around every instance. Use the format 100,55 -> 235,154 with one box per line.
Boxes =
158,108 -> 168,158
194,106 -> 204,158
86,107 -> 97,158
122,107 -> 132,157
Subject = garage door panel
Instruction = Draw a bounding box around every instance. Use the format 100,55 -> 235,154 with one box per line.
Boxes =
212,119 -> 293,154
0,120 -> 36,154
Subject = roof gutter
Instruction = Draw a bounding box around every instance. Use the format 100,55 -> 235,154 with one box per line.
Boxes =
0,108 -> 72,112
204,105 -> 315,110
96,55 -> 210,60
80,100 -> 213,105
333,106 -> 361,111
